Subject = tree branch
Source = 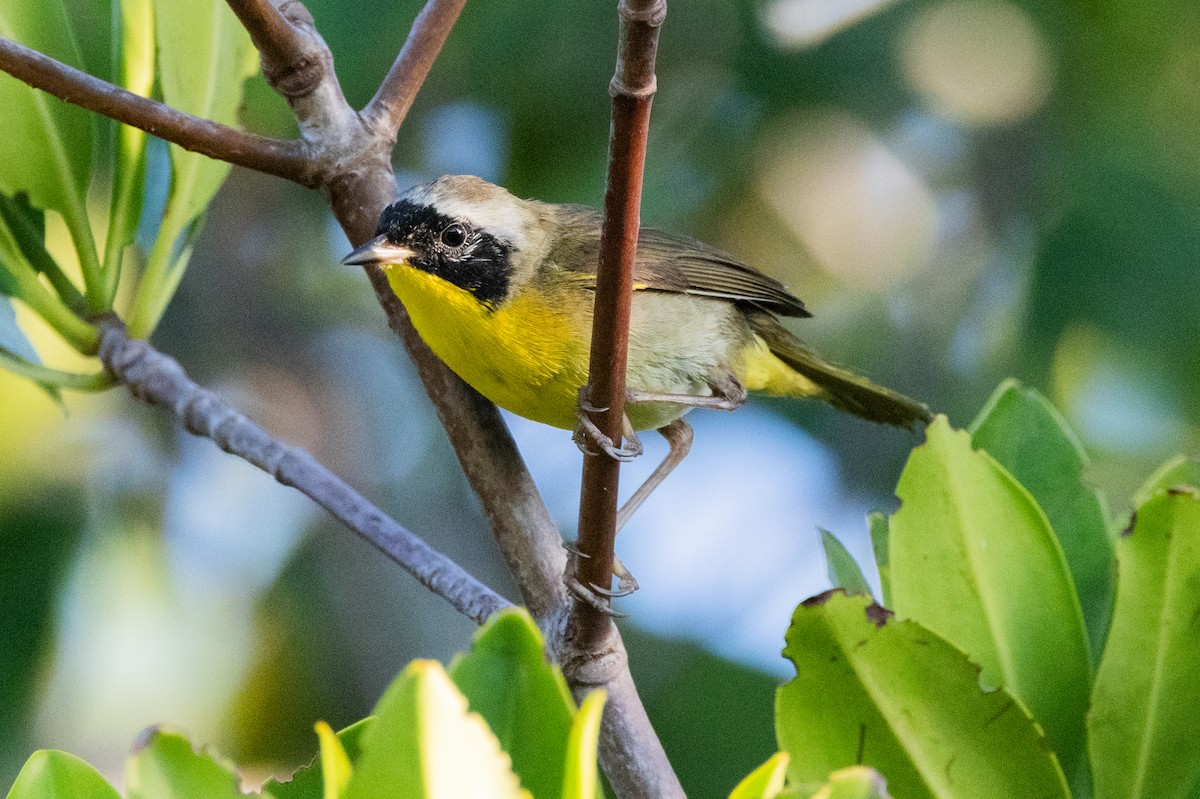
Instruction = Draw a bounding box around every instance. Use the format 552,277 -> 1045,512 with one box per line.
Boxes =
225,0 -> 320,93
3,2 -> 683,793
561,2 -> 680,796
96,318 -> 510,624
362,0 -> 467,138
570,0 -> 667,647
0,35 -> 314,186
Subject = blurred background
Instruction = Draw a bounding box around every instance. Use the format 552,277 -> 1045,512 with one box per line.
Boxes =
3,0 -> 1200,794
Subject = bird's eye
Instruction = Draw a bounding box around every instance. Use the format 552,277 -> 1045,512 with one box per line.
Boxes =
440,223 -> 466,248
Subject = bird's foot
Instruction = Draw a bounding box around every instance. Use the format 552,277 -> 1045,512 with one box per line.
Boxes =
573,387 -> 643,461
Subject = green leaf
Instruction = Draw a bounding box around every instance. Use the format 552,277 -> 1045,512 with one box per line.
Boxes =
889,417 -> 1091,779
0,194 -> 84,308
315,722 -> 352,799
102,0 -> 155,305
819,530 -> 872,597
127,0 -> 257,337
561,690 -> 605,799
6,750 -> 121,799
1088,490 -> 1200,799
1131,455 -> 1200,509
343,660 -> 528,799
266,719 -> 374,799
867,512 -> 890,608
0,0 -> 103,310
125,727 -> 258,799
776,591 -> 1069,799
449,607 -> 587,799
970,379 -> 1114,663
811,767 -> 892,799
0,221 -> 97,353
729,753 -> 789,799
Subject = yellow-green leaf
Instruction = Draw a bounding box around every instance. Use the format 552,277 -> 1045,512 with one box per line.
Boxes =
889,417 -> 1090,779
562,690 -> 606,799
729,753 -> 790,799
6,750 -> 121,799
1089,490 -> 1200,799
343,660 -> 529,799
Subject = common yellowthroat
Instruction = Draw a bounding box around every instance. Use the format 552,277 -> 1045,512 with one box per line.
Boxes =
343,175 -> 930,540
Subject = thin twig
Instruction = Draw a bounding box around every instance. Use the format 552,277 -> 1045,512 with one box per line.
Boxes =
0,35 -> 314,186
97,319 -> 510,624
362,0 -> 467,137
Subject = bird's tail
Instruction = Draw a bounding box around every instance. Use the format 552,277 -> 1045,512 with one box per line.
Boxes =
746,312 -> 932,430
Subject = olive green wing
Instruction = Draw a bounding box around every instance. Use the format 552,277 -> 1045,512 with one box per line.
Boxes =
547,206 -> 810,318
633,227 -> 811,318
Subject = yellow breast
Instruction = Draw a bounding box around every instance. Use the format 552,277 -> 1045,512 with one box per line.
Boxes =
384,266 -> 587,429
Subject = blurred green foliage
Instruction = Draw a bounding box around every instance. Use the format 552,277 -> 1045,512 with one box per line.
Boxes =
4,0 -> 1200,796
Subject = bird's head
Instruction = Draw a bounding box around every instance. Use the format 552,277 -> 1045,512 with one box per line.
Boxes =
342,175 -> 548,306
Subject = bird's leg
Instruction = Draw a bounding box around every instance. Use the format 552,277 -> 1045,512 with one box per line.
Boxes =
616,418 -> 693,534
571,375 -> 744,599
626,373 -> 748,412
573,386 -> 644,461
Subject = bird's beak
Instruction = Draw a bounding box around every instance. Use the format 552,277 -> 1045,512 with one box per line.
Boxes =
341,235 -> 415,268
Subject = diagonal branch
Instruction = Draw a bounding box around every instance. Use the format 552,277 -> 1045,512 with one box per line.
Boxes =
97,318 -> 510,624
0,35 -> 314,185
361,0 -> 467,138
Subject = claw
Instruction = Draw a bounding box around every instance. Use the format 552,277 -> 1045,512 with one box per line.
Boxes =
589,581 -> 637,598
565,578 -> 628,617
574,390 -> 642,461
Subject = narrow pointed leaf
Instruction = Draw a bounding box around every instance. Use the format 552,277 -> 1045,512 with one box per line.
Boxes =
128,0 -> 256,336
776,591 -> 1069,799
970,379 -> 1114,661
820,530 -> 871,597
0,0 -> 92,224
868,512 -> 890,607
265,719 -> 373,799
0,0 -> 102,308
0,194 -> 83,308
889,418 -> 1090,777
343,660 -> 528,799
102,0 -> 155,303
729,753 -> 789,799
6,750 -> 121,799
562,690 -> 606,799
449,607 -> 586,799
1088,490 -> 1200,799
315,722 -> 352,799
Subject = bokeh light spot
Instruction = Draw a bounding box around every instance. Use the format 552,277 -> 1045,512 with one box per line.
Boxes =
900,0 -> 1054,126
757,110 -> 937,289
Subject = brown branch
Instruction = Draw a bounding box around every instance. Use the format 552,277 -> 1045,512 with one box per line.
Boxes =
561,1 -> 680,796
0,35 -> 314,186
225,0 -> 321,95
4,1 -> 684,794
570,0 -> 667,646
97,318 -> 510,624
361,0 -> 467,138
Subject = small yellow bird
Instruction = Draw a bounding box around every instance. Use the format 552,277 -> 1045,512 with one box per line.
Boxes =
344,175 -> 929,547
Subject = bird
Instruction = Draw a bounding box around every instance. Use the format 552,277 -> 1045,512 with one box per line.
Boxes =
343,175 -> 930,592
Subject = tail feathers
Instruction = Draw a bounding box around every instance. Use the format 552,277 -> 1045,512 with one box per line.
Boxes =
747,313 -> 933,430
